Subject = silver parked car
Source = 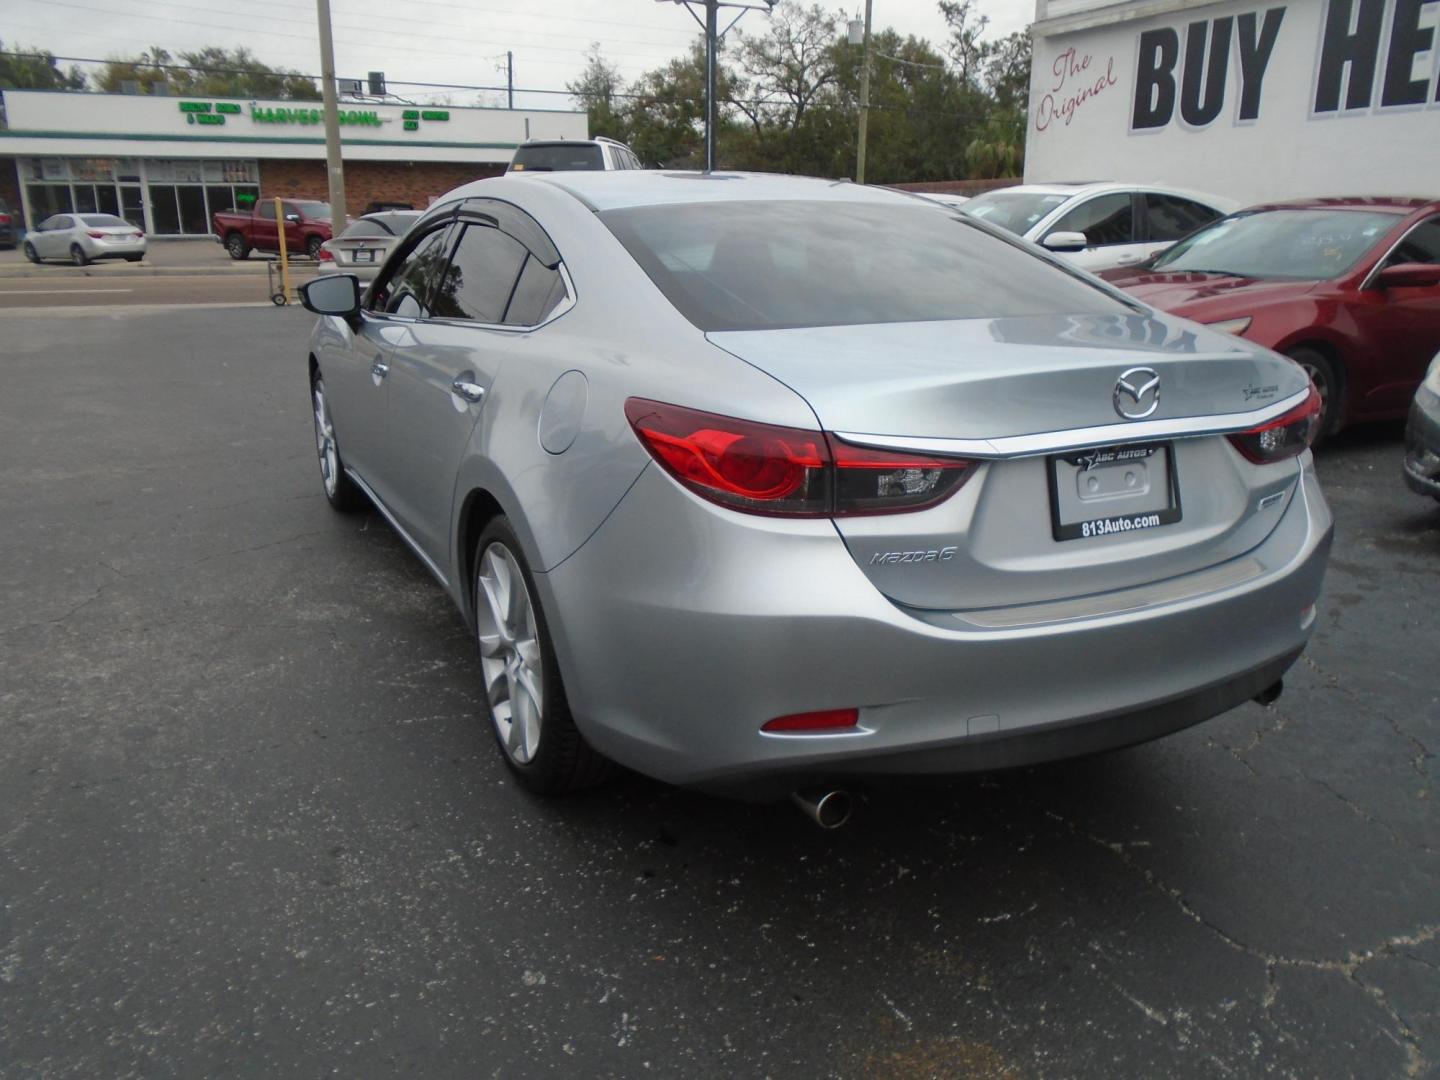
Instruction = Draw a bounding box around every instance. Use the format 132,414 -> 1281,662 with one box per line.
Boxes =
319,210 -> 421,279
299,172 -> 1332,815
22,213 -> 146,266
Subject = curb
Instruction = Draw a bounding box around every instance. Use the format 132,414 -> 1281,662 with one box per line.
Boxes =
0,263 -> 323,280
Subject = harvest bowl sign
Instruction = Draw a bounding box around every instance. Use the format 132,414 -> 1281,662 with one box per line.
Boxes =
177,101 -> 453,131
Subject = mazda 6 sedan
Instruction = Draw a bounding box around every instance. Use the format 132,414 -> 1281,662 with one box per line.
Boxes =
300,171 -> 1332,809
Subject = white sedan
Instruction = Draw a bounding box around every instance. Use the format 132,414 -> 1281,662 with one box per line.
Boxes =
22,213 -> 146,266
961,182 -> 1235,272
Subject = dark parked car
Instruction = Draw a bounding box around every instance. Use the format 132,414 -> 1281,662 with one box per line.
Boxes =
0,198 -> 15,249
1104,198 -> 1440,439
1404,352 -> 1440,501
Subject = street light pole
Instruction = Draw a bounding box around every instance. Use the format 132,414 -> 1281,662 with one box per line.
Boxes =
316,0 -> 346,226
704,0 -> 718,172
856,0 -> 873,185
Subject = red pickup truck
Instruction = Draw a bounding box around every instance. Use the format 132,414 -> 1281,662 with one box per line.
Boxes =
213,199 -> 334,260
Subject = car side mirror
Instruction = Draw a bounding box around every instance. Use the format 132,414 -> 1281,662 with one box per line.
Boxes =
299,274 -> 362,317
1377,262 -> 1440,289
284,213 -> 301,223
1043,231 -> 1088,253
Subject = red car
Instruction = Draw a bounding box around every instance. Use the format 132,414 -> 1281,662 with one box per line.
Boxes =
1104,198 -> 1440,439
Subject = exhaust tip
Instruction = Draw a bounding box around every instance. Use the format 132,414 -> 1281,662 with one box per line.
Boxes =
1253,679 -> 1284,707
790,788 -> 854,830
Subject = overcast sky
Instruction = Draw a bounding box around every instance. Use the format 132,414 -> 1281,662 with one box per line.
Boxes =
7,0 -> 1034,108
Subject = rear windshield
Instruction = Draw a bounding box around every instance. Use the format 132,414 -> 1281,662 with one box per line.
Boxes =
80,214 -> 129,227
341,213 -> 418,238
599,199 -> 1130,332
511,143 -> 604,172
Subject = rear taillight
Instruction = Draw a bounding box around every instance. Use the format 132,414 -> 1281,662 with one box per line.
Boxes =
0,213 -> 11,224
87,231 -> 105,239
624,398 -> 973,516
1226,385 -> 1322,464
318,246 -> 334,261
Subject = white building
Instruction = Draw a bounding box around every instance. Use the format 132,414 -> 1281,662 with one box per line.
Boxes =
0,89 -> 587,234
1025,0 -> 1440,205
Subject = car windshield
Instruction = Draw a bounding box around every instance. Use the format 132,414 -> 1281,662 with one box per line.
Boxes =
961,191 -> 1073,235
510,144 -> 604,172
80,214 -> 129,227
1152,208 -> 1402,280
292,201 -> 331,221
599,199 -> 1131,332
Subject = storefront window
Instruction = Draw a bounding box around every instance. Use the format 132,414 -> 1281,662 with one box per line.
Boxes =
26,184 -> 73,218
71,159 -> 115,182
21,157 -> 259,236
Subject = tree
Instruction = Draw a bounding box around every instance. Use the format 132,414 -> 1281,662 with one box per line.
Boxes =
623,43 -> 736,169
729,2 -> 840,136
0,40 -> 87,90
96,46 -> 318,99
567,45 -> 628,143
938,0 -> 989,88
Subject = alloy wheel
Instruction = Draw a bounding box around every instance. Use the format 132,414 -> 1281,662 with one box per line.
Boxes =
1297,359 -> 1331,442
475,543 -> 545,765
70,244 -> 87,267
311,380 -> 339,497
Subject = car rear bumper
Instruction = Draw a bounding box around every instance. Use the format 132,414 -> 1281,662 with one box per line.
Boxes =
537,455 -> 1332,793
1403,387 -> 1440,498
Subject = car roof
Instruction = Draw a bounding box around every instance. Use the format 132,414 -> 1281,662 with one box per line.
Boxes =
517,170 -> 919,212
1235,196 -> 1439,214
972,181 -> 1236,204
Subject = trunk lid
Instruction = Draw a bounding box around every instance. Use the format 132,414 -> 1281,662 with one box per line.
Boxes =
707,313 -> 1310,611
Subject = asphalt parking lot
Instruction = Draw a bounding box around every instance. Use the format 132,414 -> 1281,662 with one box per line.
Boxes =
1,304 -> 1437,1078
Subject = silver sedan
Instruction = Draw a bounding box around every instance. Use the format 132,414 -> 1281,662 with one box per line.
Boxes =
22,213 -> 146,265
299,172 -> 1331,818
318,211 -> 421,279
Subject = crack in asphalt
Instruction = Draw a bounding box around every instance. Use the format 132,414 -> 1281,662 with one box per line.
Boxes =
1039,805 -> 1438,1075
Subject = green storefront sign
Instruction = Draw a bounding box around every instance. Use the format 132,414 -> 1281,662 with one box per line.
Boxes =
179,100 -> 447,132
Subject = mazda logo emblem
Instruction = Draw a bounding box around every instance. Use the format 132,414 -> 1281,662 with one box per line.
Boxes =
1113,367 -> 1161,419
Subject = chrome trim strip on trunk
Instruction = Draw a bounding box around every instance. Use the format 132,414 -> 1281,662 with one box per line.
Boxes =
832,387 -> 1312,459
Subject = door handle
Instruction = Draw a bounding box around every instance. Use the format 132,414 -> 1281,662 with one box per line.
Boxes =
451,377 -> 485,404
1115,253 -> 1140,265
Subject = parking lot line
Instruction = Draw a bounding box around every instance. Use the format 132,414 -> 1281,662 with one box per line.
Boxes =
0,288 -> 135,295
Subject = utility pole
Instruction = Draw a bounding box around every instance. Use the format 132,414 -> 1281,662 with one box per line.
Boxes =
506,51 -> 514,110
661,0 -> 774,173
316,0 -> 346,226
704,0 -> 718,171
856,0 -> 873,185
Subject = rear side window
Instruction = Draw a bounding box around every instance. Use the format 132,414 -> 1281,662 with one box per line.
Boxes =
1146,194 -> 1221,242
600,199 -> 1131,332
432,224 -> 529,323
1049,193 -> 1135,247
511,144 -> 604,172
257,202 -> 276,220
504,257 -> 567,326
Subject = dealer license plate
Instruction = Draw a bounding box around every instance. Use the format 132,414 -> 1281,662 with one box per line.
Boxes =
1047,442 -> 1182,542
353,249 -> 375,263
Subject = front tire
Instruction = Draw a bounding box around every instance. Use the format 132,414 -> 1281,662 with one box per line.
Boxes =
22,242 -> 39,264
474,517 -> 612,794
1288,346 -> 1341,446
305,236 -> 324,260
225,232 -> 251,260
70,244 -> 89,267
310,372 -> 365,512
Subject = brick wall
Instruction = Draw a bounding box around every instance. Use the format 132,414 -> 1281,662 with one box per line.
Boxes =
887,177 -> 1021,196
1,159 -> 24,232
258,159 -> 505,214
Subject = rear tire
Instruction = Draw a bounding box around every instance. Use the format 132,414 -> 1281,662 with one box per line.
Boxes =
305,236 -> 324,260
1287,346 -> 1341,447
310,372 -> 365,512
22,242 -> 39,264
225,232 -> 250,260
70,244 -> 89,267
473,516 -> 613,794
